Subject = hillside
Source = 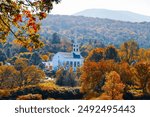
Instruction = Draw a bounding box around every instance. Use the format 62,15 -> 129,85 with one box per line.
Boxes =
41,15 -> 150,48
74,9 -> 150,22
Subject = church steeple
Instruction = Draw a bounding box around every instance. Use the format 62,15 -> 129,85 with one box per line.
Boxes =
73,39 -> 80,55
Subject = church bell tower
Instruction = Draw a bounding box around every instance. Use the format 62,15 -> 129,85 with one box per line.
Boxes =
73,39 -> 80,55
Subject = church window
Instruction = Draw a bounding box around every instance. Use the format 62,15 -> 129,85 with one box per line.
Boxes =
77,61 -> 80,67
74,61 -> 76,67
70,61 -> 73,66
66,61 -> 69,65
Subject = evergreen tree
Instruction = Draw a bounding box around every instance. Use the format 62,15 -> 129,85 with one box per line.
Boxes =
30,51 -> 42,65
52,33 -> 61,44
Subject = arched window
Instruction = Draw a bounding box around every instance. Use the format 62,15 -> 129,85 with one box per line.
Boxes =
74,61 -> 76,67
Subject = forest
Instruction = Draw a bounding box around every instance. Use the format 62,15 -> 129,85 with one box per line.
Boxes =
0,0 -> 150,100
1,38 -> 150,100
40,15 -> 150,48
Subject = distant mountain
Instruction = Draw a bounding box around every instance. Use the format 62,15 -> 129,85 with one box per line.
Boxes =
74,9 -> 150,22
41,15 -> 150,48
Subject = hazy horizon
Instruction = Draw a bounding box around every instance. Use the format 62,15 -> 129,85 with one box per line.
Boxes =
51,0 -> 150,16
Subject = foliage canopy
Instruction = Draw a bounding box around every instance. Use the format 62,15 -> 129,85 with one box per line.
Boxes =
0,0 -> 61,50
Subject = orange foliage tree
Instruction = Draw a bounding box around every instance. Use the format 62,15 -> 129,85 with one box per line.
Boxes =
86,48 -> 104,62
134,61 -> 150,94
99,71 -> 125,100
104,45 -> 119,61
80,60 -> 135,99
41,55 -> 49,62
120,40 -> 139,63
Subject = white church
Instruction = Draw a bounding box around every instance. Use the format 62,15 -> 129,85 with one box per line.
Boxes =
43,40 -> 84,72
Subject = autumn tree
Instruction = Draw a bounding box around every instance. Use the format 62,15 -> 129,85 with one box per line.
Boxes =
80,45 -> 93,57
22,65 -> 45,86
56,68 -> 65,86
14,58 -> 28,71
14,58 -> 45,87
65,67 -> 77,87
120,40 -> 139,63
80,59 -> 135,99
0,65 -> 19,89
138,48 -> 145,61
143,49 -> 150,61
99,71 -> 125,100
56,67 -> 76,87
86,48 -> 104,62
80,60 -> 115,95
0,0 -> 61,50
104,45 -> 119,61
41,54 -> 49,62
19,52 -> 32,59
14,58 -> 29,87
134,61 -> 150,94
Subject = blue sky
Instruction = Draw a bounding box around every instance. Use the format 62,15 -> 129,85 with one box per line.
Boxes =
51,0 -> 150,16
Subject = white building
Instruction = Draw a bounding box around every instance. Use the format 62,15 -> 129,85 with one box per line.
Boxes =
42,61 -> 52,70
52,40 -> 84,71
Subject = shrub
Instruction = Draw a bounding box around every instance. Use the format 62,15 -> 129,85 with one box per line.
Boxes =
17,94 -> 42,100
38,81 -> 58,91
0,90 -> 10,98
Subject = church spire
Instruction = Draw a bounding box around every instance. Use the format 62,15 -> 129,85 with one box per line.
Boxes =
73,39 -> 80,55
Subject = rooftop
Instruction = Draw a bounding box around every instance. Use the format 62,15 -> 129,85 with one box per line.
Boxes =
57,52 -> 83,59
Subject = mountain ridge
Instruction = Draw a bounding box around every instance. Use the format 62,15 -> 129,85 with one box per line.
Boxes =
74,9 -> 150,22
41,15 -> 150,48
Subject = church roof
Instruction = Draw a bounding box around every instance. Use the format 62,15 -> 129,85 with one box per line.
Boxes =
57,52 -> 83,59
73,52 -> 81,58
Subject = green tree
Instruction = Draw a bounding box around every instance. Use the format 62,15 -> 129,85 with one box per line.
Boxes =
0,49 -> 7,63
30,51 -> 42,65
52,33 -> 61,44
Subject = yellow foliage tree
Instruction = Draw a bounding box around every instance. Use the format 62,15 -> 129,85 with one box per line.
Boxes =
41,55 -> 49,62
99,71 -> 125,100
0,0 -> 61,50
14,58 -> 28,71
134,61 -> 150,94
120,40 -> 139,63
22,65 -> 45,86
0,65 -> 19,89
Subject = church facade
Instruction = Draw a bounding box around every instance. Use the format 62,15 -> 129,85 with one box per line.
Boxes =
52,40 -> 84,71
